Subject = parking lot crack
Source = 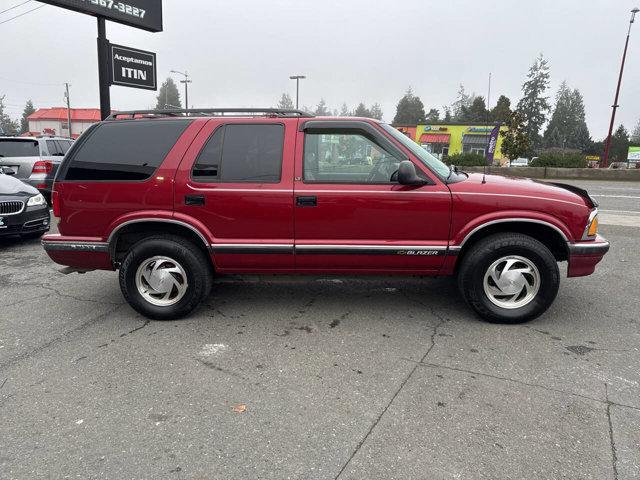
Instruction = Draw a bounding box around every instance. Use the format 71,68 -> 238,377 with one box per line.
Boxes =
334,309 -> 448,480
0,304 -> 124,372
605,383 -> 619,480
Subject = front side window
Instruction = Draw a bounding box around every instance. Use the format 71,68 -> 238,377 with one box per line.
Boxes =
304,132 -> 400,183
63,119 -> 192,181
192,124 -> 284,183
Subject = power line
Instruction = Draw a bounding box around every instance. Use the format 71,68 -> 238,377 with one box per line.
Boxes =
0,3 -> 45,25
0,0 -> 32,16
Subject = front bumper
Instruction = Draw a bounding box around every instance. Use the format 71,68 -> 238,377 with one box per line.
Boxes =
567,234 -> 610,277
0,205 -> 50,237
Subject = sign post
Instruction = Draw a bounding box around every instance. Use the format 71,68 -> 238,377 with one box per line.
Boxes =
38,0 -> 162,120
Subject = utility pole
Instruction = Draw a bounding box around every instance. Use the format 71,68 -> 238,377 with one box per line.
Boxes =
171,70 -> 192,112
289,75 -> 306,109
64,83 -> 72,138
603,8 -> 639,167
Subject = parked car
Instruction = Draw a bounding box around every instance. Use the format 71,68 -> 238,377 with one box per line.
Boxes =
0,136 -> 74,203
0,166 -> 51,239
608,162 -> 628,169
509,157 -> 529,167
42,108 -> 609,323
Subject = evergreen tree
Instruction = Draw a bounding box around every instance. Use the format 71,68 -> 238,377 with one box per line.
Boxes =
464,96 -> 489,123
543,82 -> 591,151
631,118 -> 640,144
155,78 -> 182,109
516,54 -> 551,150
20,100 -> 36,134
501,110 -> 531,159
314,98 -> 330,116
425,108 -> 440,123
490,95 -> 511,123
610,125 -> 629,162
353,102 -> 372,118
0,96 -> 19,135
392,88 -> 426,125
442,106 -> 452,122
451,84 -> 473,120
339,103 -> 351,116
370,103 -> 383,121
277,93 -> 294,110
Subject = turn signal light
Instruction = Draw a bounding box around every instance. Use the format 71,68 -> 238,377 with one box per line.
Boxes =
32,160 -> 53,174
587,216 -> 598,237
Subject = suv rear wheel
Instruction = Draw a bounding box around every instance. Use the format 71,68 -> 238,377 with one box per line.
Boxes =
457,233 -> 559,324
119,235 -> 213,320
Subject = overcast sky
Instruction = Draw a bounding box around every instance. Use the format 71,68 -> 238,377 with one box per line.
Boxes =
1,0 -> 639,137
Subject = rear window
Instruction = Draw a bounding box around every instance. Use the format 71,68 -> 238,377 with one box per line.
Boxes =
0,139 -> 40,158
192,124 -> 284,183
62,120 -> 192,181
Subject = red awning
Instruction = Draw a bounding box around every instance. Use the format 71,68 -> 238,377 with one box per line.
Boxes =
419,133 -> 450,144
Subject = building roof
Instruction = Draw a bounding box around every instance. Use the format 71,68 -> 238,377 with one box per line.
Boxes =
28,108 -> 103,122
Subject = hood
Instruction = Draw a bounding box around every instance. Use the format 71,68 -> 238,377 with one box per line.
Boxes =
451,173 -> 592,208
0,173 -> 39,197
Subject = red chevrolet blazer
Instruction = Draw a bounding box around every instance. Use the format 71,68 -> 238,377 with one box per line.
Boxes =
42,109 -> 609,323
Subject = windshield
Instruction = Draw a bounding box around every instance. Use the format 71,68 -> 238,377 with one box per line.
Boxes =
0,139 -> 39,158
380,124 -> 451,179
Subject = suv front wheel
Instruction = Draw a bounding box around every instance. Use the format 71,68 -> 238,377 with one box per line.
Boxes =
457,233 -> 560,324
119,235 -> 213,320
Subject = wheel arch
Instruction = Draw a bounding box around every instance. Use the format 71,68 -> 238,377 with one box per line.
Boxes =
108,219 -> 214,268
453,218 -> 570,271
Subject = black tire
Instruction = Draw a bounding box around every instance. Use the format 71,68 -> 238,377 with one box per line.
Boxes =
457,233 -> 559,324
119,235 -> 213,320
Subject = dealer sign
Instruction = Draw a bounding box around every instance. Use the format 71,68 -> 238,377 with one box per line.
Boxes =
110,44 -> 157,90
38,0 -> 162,32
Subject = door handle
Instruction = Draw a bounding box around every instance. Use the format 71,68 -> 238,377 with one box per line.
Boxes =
185,194 -> 205,206
296,196 -> 317,207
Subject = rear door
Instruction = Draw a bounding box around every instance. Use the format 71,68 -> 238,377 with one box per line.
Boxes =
0,138 -> 41,180
174,118 -> 296,272
293,121 -> 452,273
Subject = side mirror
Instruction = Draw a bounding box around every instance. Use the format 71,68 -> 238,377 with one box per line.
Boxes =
397,160 -> 427,186
0,166 -> 15,175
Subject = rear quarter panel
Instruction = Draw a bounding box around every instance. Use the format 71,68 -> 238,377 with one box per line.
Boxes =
55,119 -> 207,240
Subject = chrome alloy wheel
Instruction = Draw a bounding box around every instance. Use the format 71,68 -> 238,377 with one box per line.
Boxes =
135,256 -> 188,307
483,255 -> 540,309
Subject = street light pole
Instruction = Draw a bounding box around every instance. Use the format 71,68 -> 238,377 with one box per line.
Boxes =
171,70 -> 192,112
289,75 -> 306,109
603,8 -> 639,167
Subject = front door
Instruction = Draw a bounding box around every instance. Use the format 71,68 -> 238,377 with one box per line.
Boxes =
293,122 -> 452,273
174,118 -> 296,272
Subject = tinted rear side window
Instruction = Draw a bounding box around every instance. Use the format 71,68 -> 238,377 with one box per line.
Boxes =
0,139 -> 39,157
63,120 -> 192,181
192,124 -> 284,183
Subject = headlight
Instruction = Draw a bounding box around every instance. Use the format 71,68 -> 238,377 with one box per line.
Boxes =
27,193 -> 46,207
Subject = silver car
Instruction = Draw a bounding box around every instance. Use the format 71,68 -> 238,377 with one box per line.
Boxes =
0,136 -> 73,203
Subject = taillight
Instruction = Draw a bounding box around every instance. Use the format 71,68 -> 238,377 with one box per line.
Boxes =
52,190 -> 60,217
32,160 -> 53,174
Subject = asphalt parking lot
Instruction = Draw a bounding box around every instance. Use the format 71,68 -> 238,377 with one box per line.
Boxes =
1,180 -> 639,480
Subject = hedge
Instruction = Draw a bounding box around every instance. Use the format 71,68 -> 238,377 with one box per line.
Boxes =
530,153 -> 587,168
445,153 -> 487,166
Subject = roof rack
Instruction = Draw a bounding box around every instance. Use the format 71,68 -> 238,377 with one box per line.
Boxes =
106,108 -> 315,121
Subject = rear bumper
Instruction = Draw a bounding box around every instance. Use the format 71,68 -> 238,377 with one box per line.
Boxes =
42,234 -> 113,270
567,234 -> 610,277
